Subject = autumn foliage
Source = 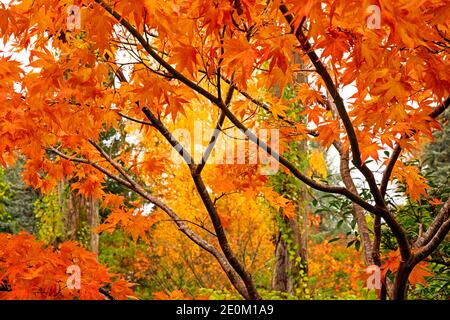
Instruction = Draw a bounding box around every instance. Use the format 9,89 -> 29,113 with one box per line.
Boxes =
0,0 -> 448,300
0,232 -> 134,299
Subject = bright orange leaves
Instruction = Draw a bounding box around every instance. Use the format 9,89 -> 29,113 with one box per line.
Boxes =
153,290 -> 191,300
0,0 -> 447,301
0,0 -> 446,208
309,240 -> 366,297
0,232 -> 134,300
392,163 -> 430,202
382,250 -> 433,287
96,207 -> 161,243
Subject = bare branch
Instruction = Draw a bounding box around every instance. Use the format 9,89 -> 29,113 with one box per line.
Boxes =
47,147 -> 133,189
414,196 -> 450,249
196,76 -> 235,174
159,219 -> 217,237
118,112 -> 153,126
413,218 -> 450,264
140,105 -> 195,167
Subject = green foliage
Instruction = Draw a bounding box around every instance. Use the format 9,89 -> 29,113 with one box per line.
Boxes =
311,288 -> 377,300
98,230 -> 153,299
380,115 -> 450,299
33,192 -> 65,245
194,288 -> 242,300
98,125 -> 140,220
422,108 -> 450,186
265,84 -> 312,297
0,159 -> 38,233
312,192 -> 363,251
409,263 -> 449,300
276,214 -> 310,299
0,168 -> 13,232
269,84 -> 309,203
76,220 -> 91,248
197,288 -> 298,300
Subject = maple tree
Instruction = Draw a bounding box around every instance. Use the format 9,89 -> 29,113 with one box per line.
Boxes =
0,232 -> 134,299
0,0 -> 448,300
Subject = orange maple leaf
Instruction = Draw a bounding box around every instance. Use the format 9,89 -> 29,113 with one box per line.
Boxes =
381,250 -> 433,287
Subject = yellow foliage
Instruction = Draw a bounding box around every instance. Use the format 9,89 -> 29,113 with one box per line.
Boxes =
308,239 -> 366,298
309,149 -> 327,179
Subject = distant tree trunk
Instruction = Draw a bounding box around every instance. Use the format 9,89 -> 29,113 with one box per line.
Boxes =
272,226 -> 291,292
64,187 -> 80,241
58,180 -> 99,254
272,53 -> 309,296
338,147 -> 374,266
272,212 -> 307,294
87,195 -> 99,254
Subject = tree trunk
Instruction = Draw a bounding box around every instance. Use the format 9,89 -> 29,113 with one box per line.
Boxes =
392,261 -> 412,300
58,180 -> 100,254
65,189 -> 80,241
337,145 -> 374,266
272,52 -> 309,296
87,195 -> 99,254
272,228 -> 291,292
272,215 -> 307,294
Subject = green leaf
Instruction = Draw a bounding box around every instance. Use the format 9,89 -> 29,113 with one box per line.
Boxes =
346,239 -> 355,248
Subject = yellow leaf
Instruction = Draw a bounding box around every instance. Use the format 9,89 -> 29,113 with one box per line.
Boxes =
309,149 -> 327,178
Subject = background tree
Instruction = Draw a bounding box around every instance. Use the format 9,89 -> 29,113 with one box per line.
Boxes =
0,160 -> 38,234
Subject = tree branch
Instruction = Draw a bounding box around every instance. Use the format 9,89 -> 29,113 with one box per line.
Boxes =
50,142 -> 249,298
47,147 -> 133,189
212,71 -> 318,136
141,105 -> 195,167
96,0 -> 378,217
118,112 -> 153,126
97,0 -> 414,261
334,141 -> 374,266
159,219 -> 217,237
413,218 -> 450,265
86,139 -> 251,299
279,5 -> 363,167
139,103 -> 261,299
380,95 -> 450,197
414,196 -> 450,249
280,5 -> 387,213
196,77 -> 235,174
